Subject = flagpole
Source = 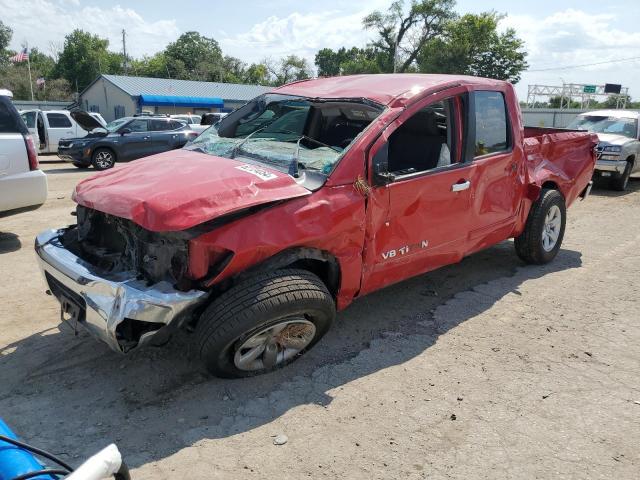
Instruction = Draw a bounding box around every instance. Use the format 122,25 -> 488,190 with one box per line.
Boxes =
26,47 -> 34,101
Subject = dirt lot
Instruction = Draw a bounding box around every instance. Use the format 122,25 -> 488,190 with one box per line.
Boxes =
1,159 -> 639,479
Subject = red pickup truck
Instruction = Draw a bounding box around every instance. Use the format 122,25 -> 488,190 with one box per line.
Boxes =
36,74 -> 596,377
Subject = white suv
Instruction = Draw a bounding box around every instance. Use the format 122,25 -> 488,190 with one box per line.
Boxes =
0,90 -> 48,216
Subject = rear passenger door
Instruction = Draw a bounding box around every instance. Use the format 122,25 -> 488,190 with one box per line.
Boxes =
150,119 -> 186,153
45,112 -> 74,152
361,89 -> 477,294
464,89 -> 524,252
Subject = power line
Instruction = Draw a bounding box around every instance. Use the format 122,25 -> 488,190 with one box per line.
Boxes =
527,55 -> 640,73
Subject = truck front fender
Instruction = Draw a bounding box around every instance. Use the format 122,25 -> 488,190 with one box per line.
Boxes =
234,247 -> 341,298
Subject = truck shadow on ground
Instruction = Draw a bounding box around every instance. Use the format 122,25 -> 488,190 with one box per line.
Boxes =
590,176 -> 640,197
0,232 -> 21,254
0,242 -> 582,469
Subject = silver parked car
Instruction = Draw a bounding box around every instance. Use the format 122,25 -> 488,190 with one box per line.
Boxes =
568,110 -> 640,191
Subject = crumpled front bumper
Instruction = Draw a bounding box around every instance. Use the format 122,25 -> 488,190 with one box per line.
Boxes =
35,228 -> 207,353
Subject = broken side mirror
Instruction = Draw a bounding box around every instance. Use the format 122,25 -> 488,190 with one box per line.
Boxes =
119,128 -> 131,135
372,142 -> 395,186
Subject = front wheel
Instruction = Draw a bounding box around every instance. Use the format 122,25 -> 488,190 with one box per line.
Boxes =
515,188 -> 566,265
196,269 -> 335,378
610,161 -> 632,191
91,148 -> 116,170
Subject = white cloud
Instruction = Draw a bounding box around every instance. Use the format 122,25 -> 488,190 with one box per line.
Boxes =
1,0 -> 180,58
220,3 -> 388,66
501,9 -> 640,98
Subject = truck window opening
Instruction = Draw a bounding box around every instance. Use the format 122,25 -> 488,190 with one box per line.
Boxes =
474,91 -> 509,156
387,100 -> 455,174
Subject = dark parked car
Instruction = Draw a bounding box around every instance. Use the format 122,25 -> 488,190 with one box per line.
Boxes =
58,114 -> 199,170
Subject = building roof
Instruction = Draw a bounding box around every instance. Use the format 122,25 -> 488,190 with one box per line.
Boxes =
98,74 -> 271,102
275,74 -> 506,106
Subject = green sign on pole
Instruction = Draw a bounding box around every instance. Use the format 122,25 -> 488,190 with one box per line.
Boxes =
583,85 -> 597,93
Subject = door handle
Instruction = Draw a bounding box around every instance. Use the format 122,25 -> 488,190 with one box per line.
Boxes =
451,180 -> 471,192
143,136 -> 150,140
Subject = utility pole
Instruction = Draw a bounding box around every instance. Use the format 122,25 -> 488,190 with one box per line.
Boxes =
122,29 -> 128,74
393,33 -> 399,73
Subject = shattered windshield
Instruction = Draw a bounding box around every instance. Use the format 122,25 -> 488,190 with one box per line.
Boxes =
185,94 -> 382,176
567,115 -> 638,139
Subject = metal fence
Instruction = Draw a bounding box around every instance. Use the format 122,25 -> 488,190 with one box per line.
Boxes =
522,108 -> 640,128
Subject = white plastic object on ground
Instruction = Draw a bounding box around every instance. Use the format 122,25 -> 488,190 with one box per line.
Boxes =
64,444 -> 122,480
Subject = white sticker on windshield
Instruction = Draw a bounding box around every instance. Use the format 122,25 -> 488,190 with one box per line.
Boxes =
235,164 -> 278,181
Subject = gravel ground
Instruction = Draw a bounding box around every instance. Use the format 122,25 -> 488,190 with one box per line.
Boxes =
1,159 -> 639,479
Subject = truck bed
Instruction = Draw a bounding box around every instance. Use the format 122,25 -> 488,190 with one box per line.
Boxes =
522,127 -> 597,207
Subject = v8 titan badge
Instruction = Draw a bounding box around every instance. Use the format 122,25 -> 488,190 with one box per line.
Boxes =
382,240 -> 429,260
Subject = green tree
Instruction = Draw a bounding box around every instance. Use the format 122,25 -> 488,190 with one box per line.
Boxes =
419,12 -> 528,83
130,52 -> 172,78
0,20 -> 13,68
244,63 -> 270,85
315,48 -> 344,77
315,47 -> 382,76
0,20 -> 11,51
0,61 -> 72,101
220,55 -> 246,83
28,48 -> 56,77
265,55 -> 312,86
164,32 -> 223,80
53,30 -> 123,92
363,0 -> 456,73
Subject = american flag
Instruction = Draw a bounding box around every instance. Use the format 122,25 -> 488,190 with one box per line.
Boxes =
10,48 -> 29,63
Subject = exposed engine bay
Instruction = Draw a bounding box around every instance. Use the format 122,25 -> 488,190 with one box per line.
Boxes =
61,206 -> 191,289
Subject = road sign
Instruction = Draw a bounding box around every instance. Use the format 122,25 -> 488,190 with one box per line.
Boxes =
583,85 -> 597,93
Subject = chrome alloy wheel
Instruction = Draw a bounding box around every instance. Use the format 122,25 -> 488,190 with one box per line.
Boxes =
233,318 -> 317,371
542,204 -> 562,252
94,151 -> 114,169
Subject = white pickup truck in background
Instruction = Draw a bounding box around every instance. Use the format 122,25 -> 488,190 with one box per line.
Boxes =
19,109 -> 106,154
567,110 -> 640,191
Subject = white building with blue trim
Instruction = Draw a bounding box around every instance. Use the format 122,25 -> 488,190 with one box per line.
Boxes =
79,74 -> 271,122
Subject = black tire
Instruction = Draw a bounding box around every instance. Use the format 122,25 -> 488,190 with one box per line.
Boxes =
72,162 -> 89,169
196,269 -> 335,378
610,161 -> 633,191
91,148 -> 116,170
514,188 -> 566,265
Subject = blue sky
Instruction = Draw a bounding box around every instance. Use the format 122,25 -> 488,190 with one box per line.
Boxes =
2,0 -> 640,99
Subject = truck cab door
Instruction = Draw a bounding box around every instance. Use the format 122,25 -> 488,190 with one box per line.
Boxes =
20,110 -> 39,146
361,91 -> 476,295
464,89 -> 525,252
36,111 -> 46,152
44,112 -> 75,153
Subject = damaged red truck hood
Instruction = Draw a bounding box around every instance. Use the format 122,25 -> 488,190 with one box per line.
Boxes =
72,150 -> 311,231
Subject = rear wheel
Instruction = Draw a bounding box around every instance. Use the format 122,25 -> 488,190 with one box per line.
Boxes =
610,161 -> 632,191
91,148 -> 116,170
515,188 -> 566,264
196,269 -> 335,378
